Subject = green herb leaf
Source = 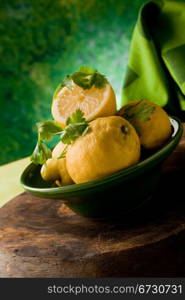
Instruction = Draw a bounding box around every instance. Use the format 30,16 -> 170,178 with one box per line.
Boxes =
92,72 -> 108,88
61,74 -> 73,90
72,71 -> 93,89
30,142 -> 52,165
78,66 -> 95,74
60,123 -> 88,144
57,145 -> 68,159
30,109 -> 89,163
37,120 -> 63,141
66,109 -> 86,125
123,101 -> 155,122
58,66 -> 108,91
60,110 -> 89,145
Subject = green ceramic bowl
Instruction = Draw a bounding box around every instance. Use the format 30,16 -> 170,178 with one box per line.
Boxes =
21,117 -> 183,218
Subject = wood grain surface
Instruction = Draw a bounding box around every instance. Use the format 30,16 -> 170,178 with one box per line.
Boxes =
0,126 -> 185,278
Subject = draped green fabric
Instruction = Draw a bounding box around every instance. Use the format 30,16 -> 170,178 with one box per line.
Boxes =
122,0 -> 185,118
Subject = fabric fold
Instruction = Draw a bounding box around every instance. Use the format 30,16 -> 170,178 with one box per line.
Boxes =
122,0 -> 185,118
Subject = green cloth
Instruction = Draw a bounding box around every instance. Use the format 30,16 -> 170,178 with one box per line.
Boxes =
122,0 -> 185,118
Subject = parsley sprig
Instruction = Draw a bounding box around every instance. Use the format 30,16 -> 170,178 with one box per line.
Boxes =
123,100 -> 156,122
58,66 -> 108,91
31,109 -> 89,165
59,110 -> 88,144
30,139 -> 52,165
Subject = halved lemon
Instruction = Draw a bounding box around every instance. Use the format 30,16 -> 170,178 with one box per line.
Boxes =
51,82 -> 117,126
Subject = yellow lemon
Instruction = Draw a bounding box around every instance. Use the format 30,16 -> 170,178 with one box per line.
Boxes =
66,116 -> 140,184
118,100 -> 171,149
51,82 -> 116,126
40,158 -> 59,181
41,142 -> 73,186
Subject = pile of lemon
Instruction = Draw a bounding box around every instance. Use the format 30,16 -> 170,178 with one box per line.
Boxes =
40,67 -> 171,186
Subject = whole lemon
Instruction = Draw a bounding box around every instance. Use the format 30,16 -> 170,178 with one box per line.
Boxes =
118,100 -> 171,149
40,158 -> 59,181
66,116 -> 140,184
41,142 -> 73,186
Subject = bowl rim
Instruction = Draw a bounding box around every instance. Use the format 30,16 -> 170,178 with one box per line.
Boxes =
20,116 -> 183,195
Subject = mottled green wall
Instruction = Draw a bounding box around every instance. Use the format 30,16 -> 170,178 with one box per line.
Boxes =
1,0 -> 147,165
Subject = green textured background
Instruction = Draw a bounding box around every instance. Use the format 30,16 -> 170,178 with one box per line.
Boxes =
0,0 -> 147,165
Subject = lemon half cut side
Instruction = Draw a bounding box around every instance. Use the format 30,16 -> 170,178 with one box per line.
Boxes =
52,82 -> 117,126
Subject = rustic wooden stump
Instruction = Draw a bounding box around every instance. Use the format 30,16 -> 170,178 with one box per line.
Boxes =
0,126 -> 185,278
